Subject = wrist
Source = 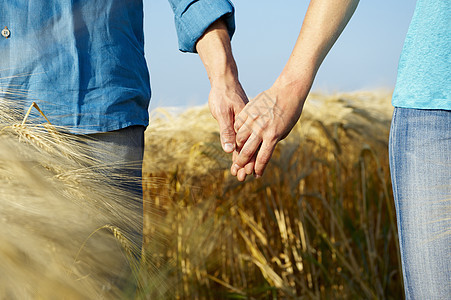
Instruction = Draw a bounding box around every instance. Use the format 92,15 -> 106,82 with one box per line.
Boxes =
197,18 -> 240,88
272,70 -> 313,103
209,67 -> 240,88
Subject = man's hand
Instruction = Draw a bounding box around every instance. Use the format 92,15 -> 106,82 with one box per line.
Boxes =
196,19 -> 247,153
208,78 -> 248,153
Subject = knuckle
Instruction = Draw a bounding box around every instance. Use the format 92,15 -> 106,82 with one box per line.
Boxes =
233,120 -> 243,132
221,127 -> 235,139
264,129 -> 278,142
236,134 -> 246,145
253,128 -> 264,140
256,121 -> 268,133
240,147 -> 254,158
257,149 -> 273,165
249,112 -> 259,121
234,122 -> 241,132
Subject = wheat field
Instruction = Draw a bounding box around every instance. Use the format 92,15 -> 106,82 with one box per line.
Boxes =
0,91 -> 403,299
143,90 -> 402,299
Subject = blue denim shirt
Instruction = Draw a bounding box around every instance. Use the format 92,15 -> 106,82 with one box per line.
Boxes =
0,0 -> 235,133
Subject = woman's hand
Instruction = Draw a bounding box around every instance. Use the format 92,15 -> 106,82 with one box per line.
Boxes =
231,79 -> 311,180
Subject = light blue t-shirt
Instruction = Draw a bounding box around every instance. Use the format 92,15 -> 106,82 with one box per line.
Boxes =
0,0 -> 235,133
392,0 -> 450,110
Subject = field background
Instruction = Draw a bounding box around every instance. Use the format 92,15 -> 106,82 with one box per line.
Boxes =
0,90 -> 402,299
143,2 -> 413,296
142,91 -> 402,299
1,1 -> 416,297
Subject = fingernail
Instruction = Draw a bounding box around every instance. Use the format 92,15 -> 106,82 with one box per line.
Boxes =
255,174 -> 261,179
224,143 -> 234,152
232,164 -> 239,173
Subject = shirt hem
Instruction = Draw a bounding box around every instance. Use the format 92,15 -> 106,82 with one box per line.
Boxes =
64,121 -> 149,135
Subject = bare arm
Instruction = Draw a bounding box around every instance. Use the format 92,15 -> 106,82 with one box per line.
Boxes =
196,19 -> 248,153
232,0 -> 360,181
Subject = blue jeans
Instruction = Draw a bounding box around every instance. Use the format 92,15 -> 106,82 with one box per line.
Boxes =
73,125 -> 145,294
82,125 -> 145,249
389,108 -> 450,299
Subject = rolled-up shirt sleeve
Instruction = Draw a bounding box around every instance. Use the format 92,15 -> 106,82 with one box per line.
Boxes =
168,0 -> 235,53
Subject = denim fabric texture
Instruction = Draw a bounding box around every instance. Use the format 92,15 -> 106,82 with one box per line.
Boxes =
80,125 -> 146,247
74,126 -> 146,295
389,107 -> 451,299
170,0 -> 235,52
0,0 -> 235,134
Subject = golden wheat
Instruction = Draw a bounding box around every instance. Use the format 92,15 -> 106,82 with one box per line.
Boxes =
143,90 -> 400,299
0,90 -> 401,299
0,100 -> 153,299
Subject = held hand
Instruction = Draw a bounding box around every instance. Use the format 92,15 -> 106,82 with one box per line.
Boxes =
208,79 -> 248,153
225,0 -> 359,181
195,19 -> 249,154
232,149 -> 256,181
231,83 -> 309,180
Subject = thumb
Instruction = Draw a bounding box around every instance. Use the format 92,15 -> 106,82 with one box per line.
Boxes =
217,110 -> 236,153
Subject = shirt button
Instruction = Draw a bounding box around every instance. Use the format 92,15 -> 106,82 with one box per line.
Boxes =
2,26 -> 11,38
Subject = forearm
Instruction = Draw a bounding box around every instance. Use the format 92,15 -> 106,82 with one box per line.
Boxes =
196,19 -> 239,87
231,0 -> 359,180
195,18 -> 248,154
274,0 -> 359,97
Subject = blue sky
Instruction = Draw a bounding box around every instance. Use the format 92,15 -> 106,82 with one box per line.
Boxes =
145,0 -> 416,110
